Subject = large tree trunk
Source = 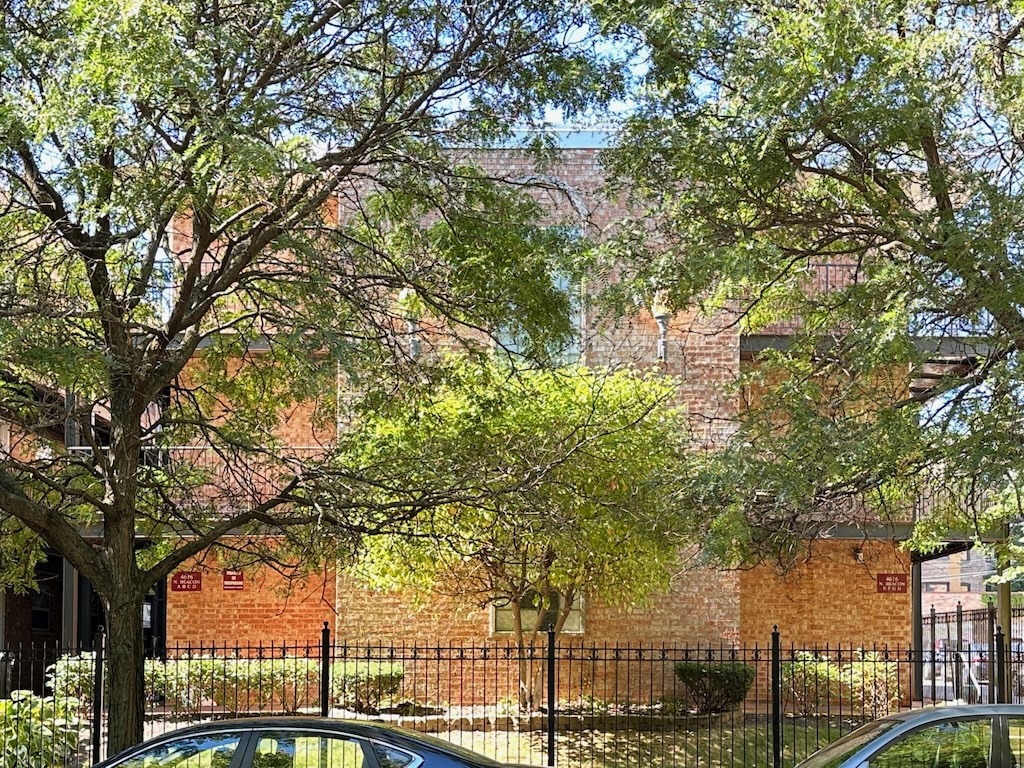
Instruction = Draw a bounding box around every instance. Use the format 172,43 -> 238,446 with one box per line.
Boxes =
103,591 -> 146,755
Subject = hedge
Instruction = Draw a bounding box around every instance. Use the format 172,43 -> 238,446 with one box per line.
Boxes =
47,654 -> 404,715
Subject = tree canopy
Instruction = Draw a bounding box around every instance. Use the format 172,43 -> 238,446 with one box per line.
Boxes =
346,358 -> 687,707
595,0 -> 1024,564
0,0 -> 625,748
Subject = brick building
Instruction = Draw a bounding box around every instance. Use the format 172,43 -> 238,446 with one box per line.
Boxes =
162,137 -> 913,652
1,136 -> 914,655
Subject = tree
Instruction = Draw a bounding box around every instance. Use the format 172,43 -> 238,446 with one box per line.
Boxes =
0,0 -> 626,750
594,0 -> 1024,564
347,358 -> 687,709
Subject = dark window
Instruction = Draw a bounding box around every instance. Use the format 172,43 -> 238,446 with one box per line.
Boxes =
114,732 -> 243,768
372,742 -> 419,768
31,587 -> 51,630
252,731 -> 368,768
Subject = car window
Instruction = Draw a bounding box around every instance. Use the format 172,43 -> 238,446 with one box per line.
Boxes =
867,718 -> 992,768
371,742 -> 421,768
113,733 -> 244,768
252,733 -> 368,768
1006,717 -> 1024,768
797,719 -> 900,768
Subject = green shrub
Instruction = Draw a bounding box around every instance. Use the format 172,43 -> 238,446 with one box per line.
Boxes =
782,651 -> 841,717
656,696 -> 689,716
47,652 -> 405,715
782,651 -> 900,716
840,652 -> 899,716
0,691 -> 81,768
45,653 -> 96,706
673,662 -> 755,714
155,657 -> 321,714
330,662 -> 404,713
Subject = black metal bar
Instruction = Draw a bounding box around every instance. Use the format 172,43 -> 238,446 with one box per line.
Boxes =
320,622 -> 331,717
930,604 -> 937,700
546,625 -> 556,767
988,606 -> 996,704
912,561 -> 923,701
997,625 -> 1007,704
92,627 -> 105,765
771,626 -> 782,768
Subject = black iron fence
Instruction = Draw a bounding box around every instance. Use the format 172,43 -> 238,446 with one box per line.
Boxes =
4,625 -> 1024,768
922,603 -> 1024,654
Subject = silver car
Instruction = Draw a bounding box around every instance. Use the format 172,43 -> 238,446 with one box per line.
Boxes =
797,704 -> 1024,768
95,717 -> 521,768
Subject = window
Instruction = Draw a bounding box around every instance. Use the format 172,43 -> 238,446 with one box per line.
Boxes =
924,582 -> 950,593
492,590 -> 583,634
114,732 -> 243,768
867,718 -> 991,768
495,226 -> 584,366
252,732 -> 368,768
31,587 -> 51,631
1008,717 -> 1024,768
371,742 -> 420,768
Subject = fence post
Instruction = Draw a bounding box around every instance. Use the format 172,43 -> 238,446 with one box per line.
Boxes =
988,605 -> 997,704
771,626 -> 782,768
320,622 -> 331,717
953,602 -> 963,701
92,626 -> 105,765
929,605 -> 937,698
546,625 -> 556,768
996,625 -> 1007,704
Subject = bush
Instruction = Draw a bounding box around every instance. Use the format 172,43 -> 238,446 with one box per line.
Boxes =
783,650 -> 900,717
45,654 -> 96,706
840,652 -> 899,716
673,662 -> 755,714
46,653 -> 405,716
330,661 -> 405,713
781,651 -> 841,717
0,691 -> 81,768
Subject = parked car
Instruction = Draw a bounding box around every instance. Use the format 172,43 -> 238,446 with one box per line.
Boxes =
95,717 -> 519,768
796,704 -> 1024,768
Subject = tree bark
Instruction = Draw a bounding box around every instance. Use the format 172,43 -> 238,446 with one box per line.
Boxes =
103,591 -> 146,755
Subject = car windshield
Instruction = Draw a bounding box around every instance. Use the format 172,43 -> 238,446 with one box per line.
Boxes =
797,719 -> 901,768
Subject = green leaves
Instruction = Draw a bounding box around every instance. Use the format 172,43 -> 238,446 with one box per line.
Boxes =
596,0 -> 1024,560
343,356 -> 688,628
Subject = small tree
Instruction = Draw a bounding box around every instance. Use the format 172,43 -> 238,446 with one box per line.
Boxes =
348,358 -> 688,710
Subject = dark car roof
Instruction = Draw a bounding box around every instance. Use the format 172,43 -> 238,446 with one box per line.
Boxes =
99,717 -> 503,768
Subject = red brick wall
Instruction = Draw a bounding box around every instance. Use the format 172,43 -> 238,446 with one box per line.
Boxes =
464,147 -> 742,448
739,539 -> 912,648
332,569 -> 740,646
165,559 -> 335,647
